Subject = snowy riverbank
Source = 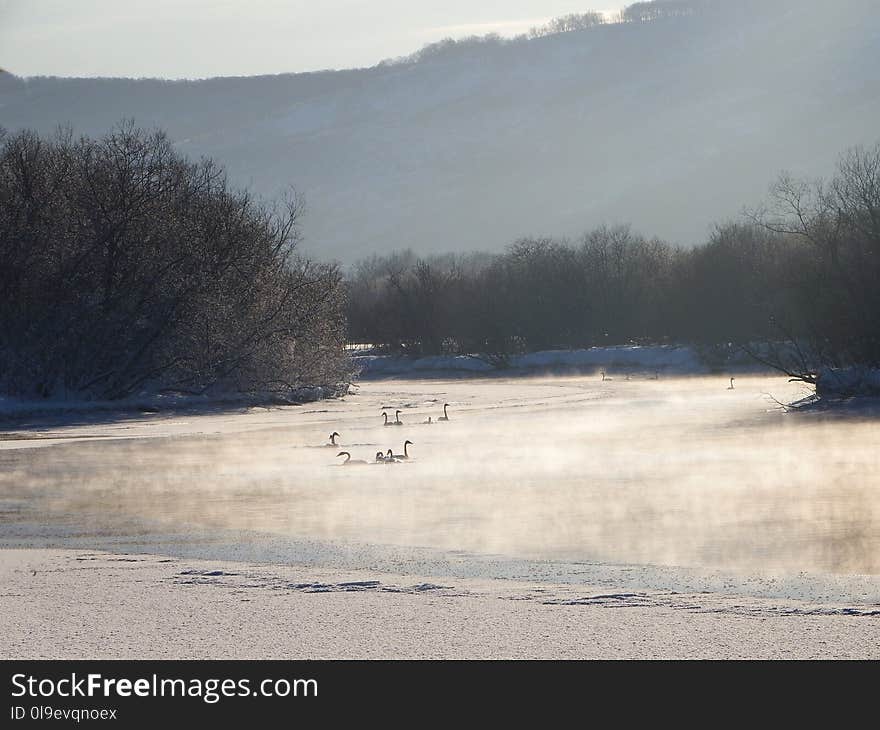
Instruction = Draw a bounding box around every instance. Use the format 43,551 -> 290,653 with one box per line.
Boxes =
352,344 -> 760,378
0,384 -> 347,424
3,549 -> 878,659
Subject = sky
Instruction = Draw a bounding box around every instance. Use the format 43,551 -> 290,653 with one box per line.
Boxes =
0,0 -> 629,79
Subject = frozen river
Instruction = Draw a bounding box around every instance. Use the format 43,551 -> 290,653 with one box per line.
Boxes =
2,374 -> 879,604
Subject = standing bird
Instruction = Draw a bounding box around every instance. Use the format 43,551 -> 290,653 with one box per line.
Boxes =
337,451 -> 369,465
727,377 -> 736,390
438,403 -> 450,422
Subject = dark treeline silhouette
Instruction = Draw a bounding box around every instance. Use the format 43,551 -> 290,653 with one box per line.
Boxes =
347,142 -> 880,382
0,124 -> 351,400
346,226 -> 779,356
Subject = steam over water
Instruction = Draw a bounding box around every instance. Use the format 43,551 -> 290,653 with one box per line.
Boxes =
2,376 -> 879,585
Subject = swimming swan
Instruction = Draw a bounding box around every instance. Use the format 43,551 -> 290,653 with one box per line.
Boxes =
394,410 -> 403,425
327,431 -> 340,446
727,377 -> 736,390
390,440 -> 413,460
438,403 -> 450,422
337,451 -> 369,465
383,449 -> 403,464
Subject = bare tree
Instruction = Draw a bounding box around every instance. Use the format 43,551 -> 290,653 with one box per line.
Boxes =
747,142 -> 880,386
0,123 -> 351,401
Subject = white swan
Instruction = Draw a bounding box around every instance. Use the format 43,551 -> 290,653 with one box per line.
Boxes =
383,449 -> 403,464
337,451 -> 368,465
390,440 -> 413,460
382,411 -> 393,426
327,431 -> 340,446
393,409 -> 403,426
438,403 -> 450,422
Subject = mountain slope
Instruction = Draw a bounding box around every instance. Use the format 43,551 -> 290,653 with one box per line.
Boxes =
2,0 -> 878,261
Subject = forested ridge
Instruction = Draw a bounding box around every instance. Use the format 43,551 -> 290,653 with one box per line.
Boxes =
2,0 -> 877,260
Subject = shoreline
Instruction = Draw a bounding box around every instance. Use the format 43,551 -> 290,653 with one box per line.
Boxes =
0,343 -> 777,427
3,523 -> 878,607
3,548 -> 879,660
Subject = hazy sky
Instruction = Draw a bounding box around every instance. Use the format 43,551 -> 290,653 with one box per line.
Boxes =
0,1 -> 629,79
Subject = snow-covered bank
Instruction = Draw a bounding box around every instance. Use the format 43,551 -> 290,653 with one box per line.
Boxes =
3,550 -> 878,660
353,345 -> 758,379
816,368 -> 880,398
785,368 -> 880,416
0,384 -> 348,424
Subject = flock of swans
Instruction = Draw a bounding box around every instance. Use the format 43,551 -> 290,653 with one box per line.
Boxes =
329,373 -> 735,466
334,403 -> 451,466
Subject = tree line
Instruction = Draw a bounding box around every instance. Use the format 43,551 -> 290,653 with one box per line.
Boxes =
383,0 -> 734,66
3,123 -> 875,400
346,142 -> 880,382
0,124 -> 350,401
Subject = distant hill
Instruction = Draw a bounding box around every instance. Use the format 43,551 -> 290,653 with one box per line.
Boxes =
2,0 -> 878,261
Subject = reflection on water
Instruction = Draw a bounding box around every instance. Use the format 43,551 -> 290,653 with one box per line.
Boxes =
2,376 -> 879,575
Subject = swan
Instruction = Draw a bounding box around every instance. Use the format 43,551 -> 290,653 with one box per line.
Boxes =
394,409 -> 403,425
337,451 -> 369,465
382,411 -> 393,426
423,416 -> 433,424
727,377 -> 735,390
327,431 -> 340,446
375,451 -> 387,463
383,449 -> 403,464
438,403 -> 450,422
601,370 -> 613,381
390,440 -> 414,460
